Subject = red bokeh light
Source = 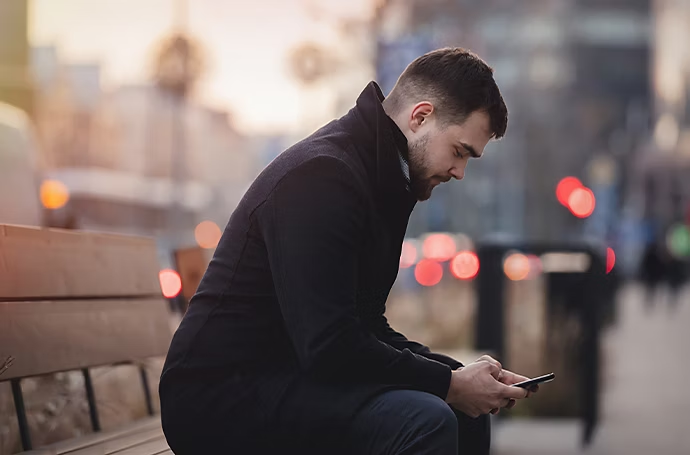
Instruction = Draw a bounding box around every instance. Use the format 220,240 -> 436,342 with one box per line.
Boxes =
415,259 -> 443,286
400,241 -> 418,269
568,187 -> 596,218
504,253 -> 530,281
606,247 -> 616,274
556,177 -> 583,206
450,251 -> 480,280
159,269 -> 182,298
422,233 -> 457,262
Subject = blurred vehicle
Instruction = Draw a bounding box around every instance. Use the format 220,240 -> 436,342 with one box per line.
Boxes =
0,101 -> 43,226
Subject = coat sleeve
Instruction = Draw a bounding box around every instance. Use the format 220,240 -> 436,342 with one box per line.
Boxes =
370,315 -> 464,370
256,156 -> 452,399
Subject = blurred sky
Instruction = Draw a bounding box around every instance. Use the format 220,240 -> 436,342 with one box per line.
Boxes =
29,0 -> 374,134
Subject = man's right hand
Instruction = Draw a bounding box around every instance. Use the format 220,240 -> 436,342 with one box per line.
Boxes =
445,360 -> 528,418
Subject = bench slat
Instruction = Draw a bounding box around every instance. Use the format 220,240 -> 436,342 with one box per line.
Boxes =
17,418 -> 162,455
0,299 -> 171,380
100,438 -> 170,455
62,428 -> 165,455
0,225 -> 161,300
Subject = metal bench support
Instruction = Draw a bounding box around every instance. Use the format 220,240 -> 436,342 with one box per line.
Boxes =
11,379 -> 32,451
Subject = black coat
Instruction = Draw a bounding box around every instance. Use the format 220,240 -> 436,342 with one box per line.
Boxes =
160,82 -> 463,449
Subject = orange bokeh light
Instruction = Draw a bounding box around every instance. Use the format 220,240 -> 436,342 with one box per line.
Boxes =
400,241 -> 418,268
606,247 -> 616,274
556,176 -> 583,206
568,187 -> 596,218
450,251 -> 480,280
159,269 -> 182,298
504,253 -> 530,281
422,233 -> 457,261
415,259 -> 443,286
195,220 -> 222,249
40,180 -> 70,209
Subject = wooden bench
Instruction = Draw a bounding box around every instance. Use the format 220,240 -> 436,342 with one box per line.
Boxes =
0,224 -> 173,454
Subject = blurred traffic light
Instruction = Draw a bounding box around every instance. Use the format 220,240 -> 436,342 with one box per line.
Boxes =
504,252 -> 530,281
556,176 -> 583,206
556,176 -> 597,218
195,220 -> 222,249
606,247 -> 616,274
40,180 -> 70,209
568,187 -> 596,218
159,269 -> 183,298
450,251 -> 480,280
666,224 -> 690,258
415,259 -> 443,286
422,233 -> 457,261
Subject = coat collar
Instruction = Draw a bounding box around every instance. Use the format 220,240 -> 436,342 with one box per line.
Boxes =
342,81 -> 416,212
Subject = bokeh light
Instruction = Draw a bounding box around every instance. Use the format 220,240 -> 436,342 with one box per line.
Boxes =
568,187 -> 596,218
400,240 -> 418,268
504,253 -> 530,281
666,224 -> 690,258
422,233 -> 457,261
606,247 -> 616,274
40,180 -> 70,209
195,220 -> 222,249
556,176 -> 583,206
159,269 -> 182,298
450,251 -> 480,280
415,259 -> 443,286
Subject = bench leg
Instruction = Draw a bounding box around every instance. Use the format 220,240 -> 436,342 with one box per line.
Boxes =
139,366 -> 154,416
11,379 -> 32,451
82,368 -> 101,432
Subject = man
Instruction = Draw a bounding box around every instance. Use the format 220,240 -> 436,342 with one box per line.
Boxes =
160,48 -> 535,454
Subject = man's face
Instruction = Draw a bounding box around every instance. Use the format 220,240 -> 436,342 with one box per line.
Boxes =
407,110 -> 493,201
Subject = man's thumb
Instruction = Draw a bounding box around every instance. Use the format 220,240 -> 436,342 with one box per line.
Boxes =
503,384 -> 529,400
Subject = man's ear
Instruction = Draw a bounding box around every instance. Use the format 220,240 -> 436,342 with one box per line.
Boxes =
409,101 -> 434,133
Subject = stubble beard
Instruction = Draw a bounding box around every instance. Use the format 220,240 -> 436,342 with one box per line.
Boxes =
408,133 -> 434,201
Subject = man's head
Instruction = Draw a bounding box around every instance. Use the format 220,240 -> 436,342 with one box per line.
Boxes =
383,48 -> 508,201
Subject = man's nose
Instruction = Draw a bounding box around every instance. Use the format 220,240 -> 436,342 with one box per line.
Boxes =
451,168 -> 465,181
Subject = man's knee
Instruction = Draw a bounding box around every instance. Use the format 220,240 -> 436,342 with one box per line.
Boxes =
396,393 -> 458,453
416,396 -> 458,436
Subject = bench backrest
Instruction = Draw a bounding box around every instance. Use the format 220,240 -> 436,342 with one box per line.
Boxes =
0,224 -> 172,381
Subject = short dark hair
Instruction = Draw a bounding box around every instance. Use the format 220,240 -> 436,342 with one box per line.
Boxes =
386,47 -> 508,139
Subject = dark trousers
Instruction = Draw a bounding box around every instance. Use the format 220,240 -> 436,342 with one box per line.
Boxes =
164,387 -> 490,454
345,389 -> 490,455
270,389 -> 490,455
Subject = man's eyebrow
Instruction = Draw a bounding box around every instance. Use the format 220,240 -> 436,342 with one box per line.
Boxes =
460,142 -> 481,158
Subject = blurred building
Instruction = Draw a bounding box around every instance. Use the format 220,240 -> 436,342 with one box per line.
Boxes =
375,0 -> 652,249
30,46 -> 257,248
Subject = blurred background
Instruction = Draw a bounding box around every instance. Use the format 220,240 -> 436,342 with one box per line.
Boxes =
1,0 -> 689,454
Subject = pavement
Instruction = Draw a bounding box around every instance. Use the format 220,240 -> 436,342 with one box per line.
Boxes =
491,282 -> 690,455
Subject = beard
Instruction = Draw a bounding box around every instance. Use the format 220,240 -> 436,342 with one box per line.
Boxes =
408,133 -> 435,201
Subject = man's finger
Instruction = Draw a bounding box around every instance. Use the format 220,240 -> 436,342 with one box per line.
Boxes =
498,369 -> 529,385
506,399 -> 517,409
482,361 -> 501,379
477,355 -> 502,371
502,384 -> 528,400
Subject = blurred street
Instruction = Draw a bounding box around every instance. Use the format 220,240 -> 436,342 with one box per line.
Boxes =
493,283 -> 690,455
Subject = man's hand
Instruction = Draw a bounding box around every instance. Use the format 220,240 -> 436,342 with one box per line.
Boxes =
495,368 -> 539,412
444,359 -> 528,418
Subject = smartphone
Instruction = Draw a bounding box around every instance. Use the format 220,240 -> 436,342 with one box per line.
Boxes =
511,372 -> 555,389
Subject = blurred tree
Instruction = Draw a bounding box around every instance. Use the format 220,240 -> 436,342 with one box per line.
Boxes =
152,33 -> 205,99
288,42 -> 335,86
